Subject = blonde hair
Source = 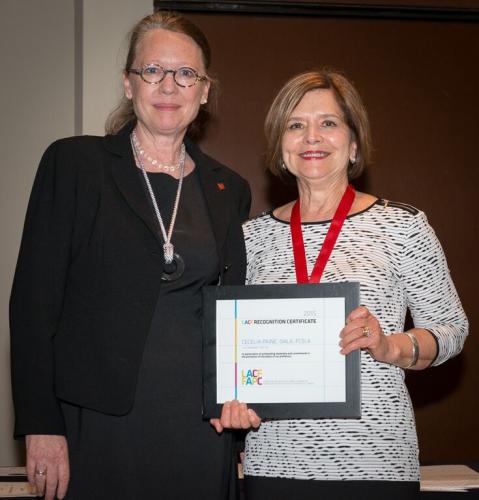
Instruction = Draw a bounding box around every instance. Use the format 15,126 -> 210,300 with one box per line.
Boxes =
105,11 -> 213,136
265,69 -> 372,181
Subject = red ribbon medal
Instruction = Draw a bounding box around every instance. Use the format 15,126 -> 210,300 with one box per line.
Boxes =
290,184 -> 355,284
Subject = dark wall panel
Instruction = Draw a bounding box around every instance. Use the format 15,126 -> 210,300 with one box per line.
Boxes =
167,9 -> 478,462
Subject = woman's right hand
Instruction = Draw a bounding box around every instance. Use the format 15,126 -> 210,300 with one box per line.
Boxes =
210,400 -> 261,433
25,434 -> 70,500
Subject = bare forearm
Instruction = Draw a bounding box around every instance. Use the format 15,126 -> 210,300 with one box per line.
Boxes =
386,328 -> 438,370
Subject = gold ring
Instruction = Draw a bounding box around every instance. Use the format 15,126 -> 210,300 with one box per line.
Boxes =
362,326 -> 371,338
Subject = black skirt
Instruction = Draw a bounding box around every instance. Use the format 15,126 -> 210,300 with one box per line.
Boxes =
244,475 -> 420,500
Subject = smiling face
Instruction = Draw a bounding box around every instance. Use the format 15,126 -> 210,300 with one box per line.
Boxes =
281,89 -> 357,185
123,28 -> 210,138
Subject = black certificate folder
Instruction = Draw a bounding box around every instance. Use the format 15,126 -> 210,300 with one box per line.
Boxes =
202,282 -> 361,419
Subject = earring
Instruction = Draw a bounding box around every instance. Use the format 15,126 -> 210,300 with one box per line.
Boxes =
201,98 -> 207,105
281,161 -> 287,170
350,157 -> 356,165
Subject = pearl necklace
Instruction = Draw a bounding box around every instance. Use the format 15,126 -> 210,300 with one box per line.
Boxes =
132,130 -> 185,172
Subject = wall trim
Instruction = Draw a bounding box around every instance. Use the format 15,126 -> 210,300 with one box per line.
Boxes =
74,0 -> 83,135
154,1 -> 479,22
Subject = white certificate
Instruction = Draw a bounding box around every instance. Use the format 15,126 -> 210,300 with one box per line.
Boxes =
202,283 -> 360,419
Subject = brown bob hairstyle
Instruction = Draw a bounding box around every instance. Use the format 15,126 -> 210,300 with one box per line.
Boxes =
264,69 -> 372,181
105,10 -> 213,137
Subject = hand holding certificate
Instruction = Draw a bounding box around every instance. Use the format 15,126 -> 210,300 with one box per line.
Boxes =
202,282 -> 361,419
210,400 -> 261,433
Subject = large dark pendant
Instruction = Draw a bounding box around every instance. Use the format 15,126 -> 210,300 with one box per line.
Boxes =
161,252 -> 185,282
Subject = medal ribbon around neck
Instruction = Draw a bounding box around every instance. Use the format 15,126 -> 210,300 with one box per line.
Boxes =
290,184 -> 355,284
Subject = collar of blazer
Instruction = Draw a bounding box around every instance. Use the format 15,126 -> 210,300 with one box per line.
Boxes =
102,121 -> 232,260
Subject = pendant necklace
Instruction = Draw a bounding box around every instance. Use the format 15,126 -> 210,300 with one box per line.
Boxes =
130,132 -> 186,281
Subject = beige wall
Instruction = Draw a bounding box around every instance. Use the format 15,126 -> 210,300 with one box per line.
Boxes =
0,0 -> 152,466
0,0 -> 75,467
82,0 -> 152,135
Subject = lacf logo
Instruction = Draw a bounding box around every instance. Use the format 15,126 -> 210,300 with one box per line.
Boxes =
242,369 -> 263,385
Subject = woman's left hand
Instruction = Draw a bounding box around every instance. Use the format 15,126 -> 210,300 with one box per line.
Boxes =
339,306 -> 394,364
210,400 -> 262,433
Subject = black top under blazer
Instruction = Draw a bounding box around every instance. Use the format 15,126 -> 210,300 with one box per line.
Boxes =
10,122 -> 251,437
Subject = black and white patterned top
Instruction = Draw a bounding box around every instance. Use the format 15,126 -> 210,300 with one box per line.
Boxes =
242,199 -> 468,481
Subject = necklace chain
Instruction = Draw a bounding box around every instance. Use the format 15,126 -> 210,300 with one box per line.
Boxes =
130,131 -> 186,264
132,130 -> 185,172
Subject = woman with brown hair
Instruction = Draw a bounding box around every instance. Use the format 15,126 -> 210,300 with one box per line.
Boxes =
213,69 -> 467,499
10,11 -> 250,500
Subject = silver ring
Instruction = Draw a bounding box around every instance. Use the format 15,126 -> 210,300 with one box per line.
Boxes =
35,468 -> 47,476
362,326 -> 371,338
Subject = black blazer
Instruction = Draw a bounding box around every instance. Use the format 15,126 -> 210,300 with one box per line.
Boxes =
10,123 -> 251,437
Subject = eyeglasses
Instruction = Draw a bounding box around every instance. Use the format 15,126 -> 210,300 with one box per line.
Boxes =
127,64 -> 208,87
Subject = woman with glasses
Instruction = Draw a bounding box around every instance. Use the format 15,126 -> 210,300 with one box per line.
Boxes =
212,69 -> 468,499
10,11 -> 250,500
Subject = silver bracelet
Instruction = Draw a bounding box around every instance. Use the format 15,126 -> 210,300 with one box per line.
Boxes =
403,332 -> 419,369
